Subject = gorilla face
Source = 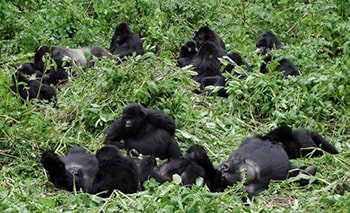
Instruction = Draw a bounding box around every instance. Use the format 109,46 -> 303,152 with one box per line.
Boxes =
256,32 -> 283,55
121,103 -> 147,133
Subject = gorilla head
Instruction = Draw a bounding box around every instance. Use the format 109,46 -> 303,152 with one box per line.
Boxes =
256,32 -> 283,55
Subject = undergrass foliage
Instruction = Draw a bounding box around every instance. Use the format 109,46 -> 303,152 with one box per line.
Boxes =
1,0 -> 349,212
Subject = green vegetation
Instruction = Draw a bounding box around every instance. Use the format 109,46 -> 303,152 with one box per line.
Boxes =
1,0 -> 349,212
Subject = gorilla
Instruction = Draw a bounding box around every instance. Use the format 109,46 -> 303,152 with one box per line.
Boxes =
41,147 -> 98,192
260,55 -> 301,76
18,62 -> 43,76
41,145 -> 141,197
256,31 -> 283,55
190,41 -> 227,83
35,45 -> 110,70
219,136 -> 316,199
34,45 -> 110,85
262,124 -> 339,159
88,145 -> 139,197
177,40 -> 197,68
9,71 -> 56,103
150,145 -> 226,192
110,23 -> 144,58
256,32 -> 301,76
104,103 -> 182,160
192,51 -> 252,97
193,26 -> 226,50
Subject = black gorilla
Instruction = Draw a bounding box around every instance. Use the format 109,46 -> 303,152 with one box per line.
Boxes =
262,124 -> 339,159
260,55 -> 301,76
256,31 -> 283,55
88,145 -> 139,197
192,51 -> 252,97
256,32 -> 301,76
41,145 -> 140,197
190,41 -> 227,83
193,26 -> 226,50
41,147 -> 98,192
219,136 -> 316,199
104,103 -> 181,160
151,145 -> 226,192
18,62 -> 43,76
10,71 -> 56,103
110,23 -> 144,58
177,40 -> 197,68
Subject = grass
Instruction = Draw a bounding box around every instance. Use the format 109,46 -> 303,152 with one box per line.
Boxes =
0,0 -> 349,212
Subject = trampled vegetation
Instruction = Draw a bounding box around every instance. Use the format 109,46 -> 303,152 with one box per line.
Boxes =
0,0 -> 349,212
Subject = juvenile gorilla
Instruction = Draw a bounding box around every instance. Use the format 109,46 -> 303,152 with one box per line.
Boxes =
193,51 -> 252,97
10,71 -> 56,103
41,145 -> 140,197
151,145 -> 226,192
104,103 -> 182,160
177,40 -> 197,68
190,41 -> 227,83
256,32 -> 301,76
110,23 -> 144,58
193,26 -> 226,50
219,136 -> 316,199
256,31 -> 283,55
262,124 -> 339,159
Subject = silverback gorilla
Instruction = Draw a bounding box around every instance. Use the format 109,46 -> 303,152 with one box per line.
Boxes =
104,103 -> 182,160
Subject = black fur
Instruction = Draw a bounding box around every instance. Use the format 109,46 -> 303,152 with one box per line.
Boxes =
88,145 -> 139,197
262,124 -> 339,159
260,55 -> 301,76
104,103 -> 181,160
177,40 -> 197,68
256,32 -> 283,55
219,136 -> 316,199
10,71 -> 56,103
151,145 -> 226,192
41,147 -> 98,192
110,23 -> 144,58
193,26 -> 226,50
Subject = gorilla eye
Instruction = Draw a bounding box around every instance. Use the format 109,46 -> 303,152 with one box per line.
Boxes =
221,163 -> 230,172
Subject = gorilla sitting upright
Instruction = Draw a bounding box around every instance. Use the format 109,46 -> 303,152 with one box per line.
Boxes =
104,103 -> 182,160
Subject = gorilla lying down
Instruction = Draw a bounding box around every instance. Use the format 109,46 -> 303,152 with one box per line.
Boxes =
261,124 -> 339,159
41,145 -> 156,197
219,135 -> 317,199
104,103 -> 182,160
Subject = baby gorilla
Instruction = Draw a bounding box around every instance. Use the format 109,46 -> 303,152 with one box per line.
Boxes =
41,146 -> 140,197
10,71 -> 56,104
151,145 -> 226,192
262,124 -> 339,159
256,32 -> 301,76
193,51 -> 252,97
104,103 -> 182,160
110,22 -> 144,58
219,136 -> 316,199
177,40 -> 197,68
